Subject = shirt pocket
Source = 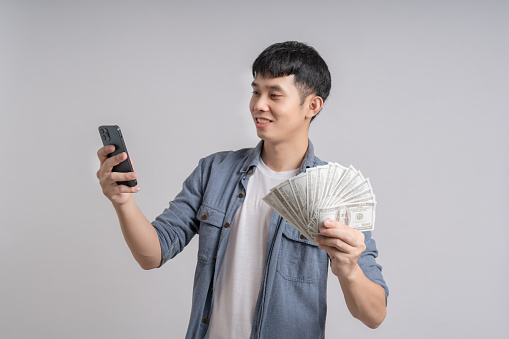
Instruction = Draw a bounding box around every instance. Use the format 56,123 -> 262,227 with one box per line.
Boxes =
276,222 -> 327,284
196,204 -> 226,265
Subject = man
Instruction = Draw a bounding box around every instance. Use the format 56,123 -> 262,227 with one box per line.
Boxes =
97,41 -> 388,338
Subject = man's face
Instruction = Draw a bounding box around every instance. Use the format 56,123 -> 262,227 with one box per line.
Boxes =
249,75 -> 314,145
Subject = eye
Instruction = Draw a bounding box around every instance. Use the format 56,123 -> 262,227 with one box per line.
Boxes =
270,93 -> 281,98
252,90 -> 260,96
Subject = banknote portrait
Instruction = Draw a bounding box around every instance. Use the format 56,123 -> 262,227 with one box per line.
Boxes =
338,206 -> 350,226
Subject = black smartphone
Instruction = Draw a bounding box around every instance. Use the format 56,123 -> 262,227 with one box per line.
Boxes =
98,125 -> 138,187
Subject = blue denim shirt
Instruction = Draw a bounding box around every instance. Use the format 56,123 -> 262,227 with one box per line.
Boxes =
152,140 -> 388,339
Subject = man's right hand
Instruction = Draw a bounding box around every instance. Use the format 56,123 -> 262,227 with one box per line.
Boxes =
96,145 -> 140,206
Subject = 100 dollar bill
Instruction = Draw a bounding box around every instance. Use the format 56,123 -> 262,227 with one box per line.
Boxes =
317,202 -> 376,232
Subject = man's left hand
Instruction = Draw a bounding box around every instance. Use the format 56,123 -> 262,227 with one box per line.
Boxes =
315,219 -> 366,279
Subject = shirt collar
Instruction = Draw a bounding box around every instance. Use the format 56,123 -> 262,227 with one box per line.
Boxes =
240,139 -> 317,174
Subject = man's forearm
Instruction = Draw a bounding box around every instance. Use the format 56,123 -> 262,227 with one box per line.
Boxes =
113,197 -> 162,270
338,264 -> 387,329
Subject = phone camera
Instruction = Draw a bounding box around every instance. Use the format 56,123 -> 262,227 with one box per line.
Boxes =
100,128 -> 111,142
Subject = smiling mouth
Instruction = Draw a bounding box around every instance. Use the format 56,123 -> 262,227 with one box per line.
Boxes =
256,118 -> 271,124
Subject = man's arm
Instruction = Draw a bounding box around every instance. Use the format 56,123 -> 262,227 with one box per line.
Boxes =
315,219 -> 386,329
97,145 -> 162,270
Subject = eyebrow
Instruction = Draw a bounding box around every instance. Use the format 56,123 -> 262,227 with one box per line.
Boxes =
251,81 -> 286,93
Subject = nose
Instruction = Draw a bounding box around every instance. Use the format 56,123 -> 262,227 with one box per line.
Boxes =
252,95 -> 269,112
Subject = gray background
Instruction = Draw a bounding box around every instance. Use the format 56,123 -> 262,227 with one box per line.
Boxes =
1,0 -> 508,338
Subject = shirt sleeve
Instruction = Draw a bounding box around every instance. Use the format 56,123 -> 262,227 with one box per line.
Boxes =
151,158 -> 205,266
358,231 -> 389,299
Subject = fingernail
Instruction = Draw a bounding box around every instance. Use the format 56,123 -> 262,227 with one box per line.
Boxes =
320,227 -> 326,234
324,220 -> 331,226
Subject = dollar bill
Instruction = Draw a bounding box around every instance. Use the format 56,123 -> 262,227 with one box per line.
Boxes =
288,173 -> 308,222
274,180 -> 306,226
263,162 -> 377,243
317,202 -> 376,232
262,191 -> 308,237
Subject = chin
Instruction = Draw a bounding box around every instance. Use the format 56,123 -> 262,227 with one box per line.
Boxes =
256,131 -> 273,143
255,130 -> 268,141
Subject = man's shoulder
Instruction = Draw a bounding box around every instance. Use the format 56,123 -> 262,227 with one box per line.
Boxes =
306,152 -> 328,168
197,146 -> 256,171
314,157 -> 327,166
202,147 -> 254,162
190,147 -> 256,189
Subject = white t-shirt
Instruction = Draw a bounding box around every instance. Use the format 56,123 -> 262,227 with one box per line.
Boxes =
204,159 -> 299,339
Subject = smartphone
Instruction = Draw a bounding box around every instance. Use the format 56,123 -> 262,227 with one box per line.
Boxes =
98,125 -> 137,187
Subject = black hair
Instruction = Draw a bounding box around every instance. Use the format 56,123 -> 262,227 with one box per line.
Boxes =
252,41 -> 331,119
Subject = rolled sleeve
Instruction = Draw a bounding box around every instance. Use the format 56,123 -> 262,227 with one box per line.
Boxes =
358,231 -> 389,299
151,159 -> 205,266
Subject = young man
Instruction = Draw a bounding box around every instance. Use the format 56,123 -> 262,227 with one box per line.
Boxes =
97,41 -> 388,338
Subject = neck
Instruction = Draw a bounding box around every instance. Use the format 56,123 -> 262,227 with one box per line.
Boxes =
260,138 -> 309,172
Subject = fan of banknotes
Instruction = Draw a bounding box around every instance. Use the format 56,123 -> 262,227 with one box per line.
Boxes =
262,163 -> 376,244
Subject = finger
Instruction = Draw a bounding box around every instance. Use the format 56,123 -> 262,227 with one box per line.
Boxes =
102,152 -> 128,171
99,169 -> 136,186
319,227 -> 355,245
97,145 -> 116,163
316,235 -> 352,253
98,152 -> 132,182
97,152 -> 126,181
319,243 -> 360,270
109,171 -> 137,182
323,218 -> 347,229
115,184 -> 141,194
103,181 -> 140,196
317,243 -> 346,261
321,219 -> 364,247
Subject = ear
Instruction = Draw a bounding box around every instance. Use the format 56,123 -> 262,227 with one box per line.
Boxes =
305,95 -> 324,119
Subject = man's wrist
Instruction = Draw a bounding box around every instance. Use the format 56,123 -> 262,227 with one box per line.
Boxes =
112,195 -> 135,211
336,263 -> 363,284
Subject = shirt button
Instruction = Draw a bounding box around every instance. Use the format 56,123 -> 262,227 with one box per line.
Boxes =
300,234 -> 306,239
247,169 -> 253,175
201,214 -> 208,220
202,317 -> 209,324
224,222 -> 230,228
238,192 -> 244,198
